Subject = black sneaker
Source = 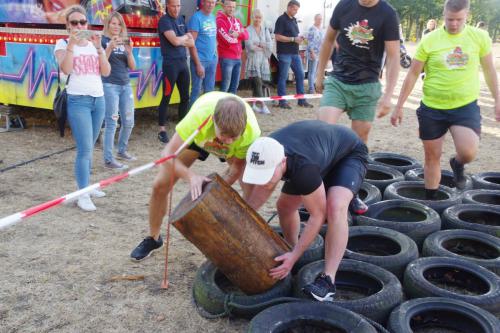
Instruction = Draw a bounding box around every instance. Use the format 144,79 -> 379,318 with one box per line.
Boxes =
450,157 -> 466,190
302,273 -> 336,302
130,236 -> 163,261
279,103 -> 292,110
158,131 -> 169,144
298,101 -> 314,108
349,195 -> 368,215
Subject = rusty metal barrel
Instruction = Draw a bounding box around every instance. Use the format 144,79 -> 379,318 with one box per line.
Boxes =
170,173 -> 290,295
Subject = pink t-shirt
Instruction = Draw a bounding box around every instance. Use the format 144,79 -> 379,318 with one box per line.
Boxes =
54,39 -> 104,97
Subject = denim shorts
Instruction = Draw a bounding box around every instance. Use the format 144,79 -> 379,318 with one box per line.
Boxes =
416,100 -> 481,140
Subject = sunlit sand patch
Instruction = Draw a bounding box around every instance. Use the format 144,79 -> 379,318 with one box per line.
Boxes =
482,125 -> 500,138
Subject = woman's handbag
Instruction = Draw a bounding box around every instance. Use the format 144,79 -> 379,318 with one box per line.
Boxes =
53,65 -> 70,137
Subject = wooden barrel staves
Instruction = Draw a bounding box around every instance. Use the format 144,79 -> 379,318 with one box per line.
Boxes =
170,173 -> 290,295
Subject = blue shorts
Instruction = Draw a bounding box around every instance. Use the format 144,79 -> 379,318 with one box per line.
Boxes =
323,143 -> 368,195
416,101 -> 481,140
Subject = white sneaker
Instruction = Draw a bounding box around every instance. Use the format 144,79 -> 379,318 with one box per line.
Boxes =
252,103 -> 263,114
261,104 -> 271,114
116,151 -> 137,161
90,189 -> 106,198
77,194 -> 96,211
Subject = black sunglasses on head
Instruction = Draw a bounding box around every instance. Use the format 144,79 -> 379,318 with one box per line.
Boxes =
69,19 -> 88,26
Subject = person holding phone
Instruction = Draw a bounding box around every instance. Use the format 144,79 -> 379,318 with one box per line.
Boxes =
54,5 -> 111,212
101,11 -> 137,170
274,1 -> 313,109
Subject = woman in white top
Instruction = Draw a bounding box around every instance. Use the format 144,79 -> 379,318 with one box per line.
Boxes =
54,5 -> 111,212
245,8 -> 272,114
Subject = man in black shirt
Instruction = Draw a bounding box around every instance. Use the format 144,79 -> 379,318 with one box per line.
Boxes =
243,120 -> 368,301
315,0 -> 400,143
157,0 -> 194,143
274,1 -> 313,109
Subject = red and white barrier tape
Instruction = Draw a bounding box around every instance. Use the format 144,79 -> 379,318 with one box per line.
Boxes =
0,93 -> 322,230
243,93 -> 322,103
0,115 -> 212,230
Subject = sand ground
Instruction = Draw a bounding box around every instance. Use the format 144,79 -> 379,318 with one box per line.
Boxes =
0,43 -> 499,332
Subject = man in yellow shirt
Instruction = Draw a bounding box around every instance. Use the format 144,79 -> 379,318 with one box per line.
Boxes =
130,91 -> 261,261
390,0 -> 499,198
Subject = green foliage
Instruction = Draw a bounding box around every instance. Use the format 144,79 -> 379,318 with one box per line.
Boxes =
388,0 -> 500,42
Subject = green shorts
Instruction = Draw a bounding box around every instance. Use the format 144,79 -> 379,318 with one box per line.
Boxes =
320,76 -> 382,122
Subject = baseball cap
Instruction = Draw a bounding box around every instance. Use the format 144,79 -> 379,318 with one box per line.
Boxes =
242,137 -> 285,185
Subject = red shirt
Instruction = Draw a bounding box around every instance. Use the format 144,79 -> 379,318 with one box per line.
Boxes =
216,11 -> 249,59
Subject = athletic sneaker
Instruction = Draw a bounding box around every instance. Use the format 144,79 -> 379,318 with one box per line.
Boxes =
298,101 -> 314,108
158,131 -> 169,143
104,160 -> 128,170
77,194 -> 96,212
90,189 -> 106,198
349,195 -> 368,215
302,273 -> 336,302
279,102 -> 292,110
116,151 -> 137,161
450,157 -> 466,190
252,103 -> 264,114
130,236 -> 164,261
261,104 -> 271,114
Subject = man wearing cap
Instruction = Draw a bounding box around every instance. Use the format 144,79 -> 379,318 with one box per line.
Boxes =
243,120 -> 368,301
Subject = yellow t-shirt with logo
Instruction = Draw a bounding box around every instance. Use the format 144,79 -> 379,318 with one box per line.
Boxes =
176,91 -> 261,159
414,25 -> 492,110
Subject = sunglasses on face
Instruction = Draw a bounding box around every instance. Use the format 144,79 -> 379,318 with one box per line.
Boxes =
69,19 -> 88,26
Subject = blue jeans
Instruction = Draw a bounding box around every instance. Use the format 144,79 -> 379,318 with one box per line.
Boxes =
307,58 -> 319,93
190,58 -> 218,107
67,94 -> 105,189
277,53 -> 305,104
103,83 -> 135,162
219,58 -> 241,94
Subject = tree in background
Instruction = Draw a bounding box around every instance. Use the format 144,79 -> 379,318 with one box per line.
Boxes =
388,0 -> 499,42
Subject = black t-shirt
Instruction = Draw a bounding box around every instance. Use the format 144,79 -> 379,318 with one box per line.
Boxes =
158,12 -> 187,60
101,36 -> 130,85
330,0 -> 400,84
274,12 -> 299,55
269,120 -> 363,195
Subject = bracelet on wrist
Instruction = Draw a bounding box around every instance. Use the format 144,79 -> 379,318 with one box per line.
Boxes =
291,37 -> 295,43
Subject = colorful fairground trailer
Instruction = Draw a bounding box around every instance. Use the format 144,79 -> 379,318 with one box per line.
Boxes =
0,0 -> 253,110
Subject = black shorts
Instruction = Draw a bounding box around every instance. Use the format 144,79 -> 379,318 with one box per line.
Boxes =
416,101 -> 481,140
188,142 -> 226,162
323,143 -> 368,195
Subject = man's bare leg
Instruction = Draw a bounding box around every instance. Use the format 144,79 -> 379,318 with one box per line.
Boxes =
149,149 -> 199,240
351,120 -> 372,144
422,136 -> 445,190
317,106 -> 344,124
323,186 -> 353,282
276,193 -> 303,245
450,125 -> 479,165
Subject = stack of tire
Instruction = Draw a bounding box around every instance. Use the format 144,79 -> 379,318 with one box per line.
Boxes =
192,152 -> 500,332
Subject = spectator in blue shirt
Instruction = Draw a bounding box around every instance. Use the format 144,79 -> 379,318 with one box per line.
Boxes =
188,0 -> 218,107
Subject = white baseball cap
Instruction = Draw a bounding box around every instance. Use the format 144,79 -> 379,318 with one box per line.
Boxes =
243,137 -> 285,185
